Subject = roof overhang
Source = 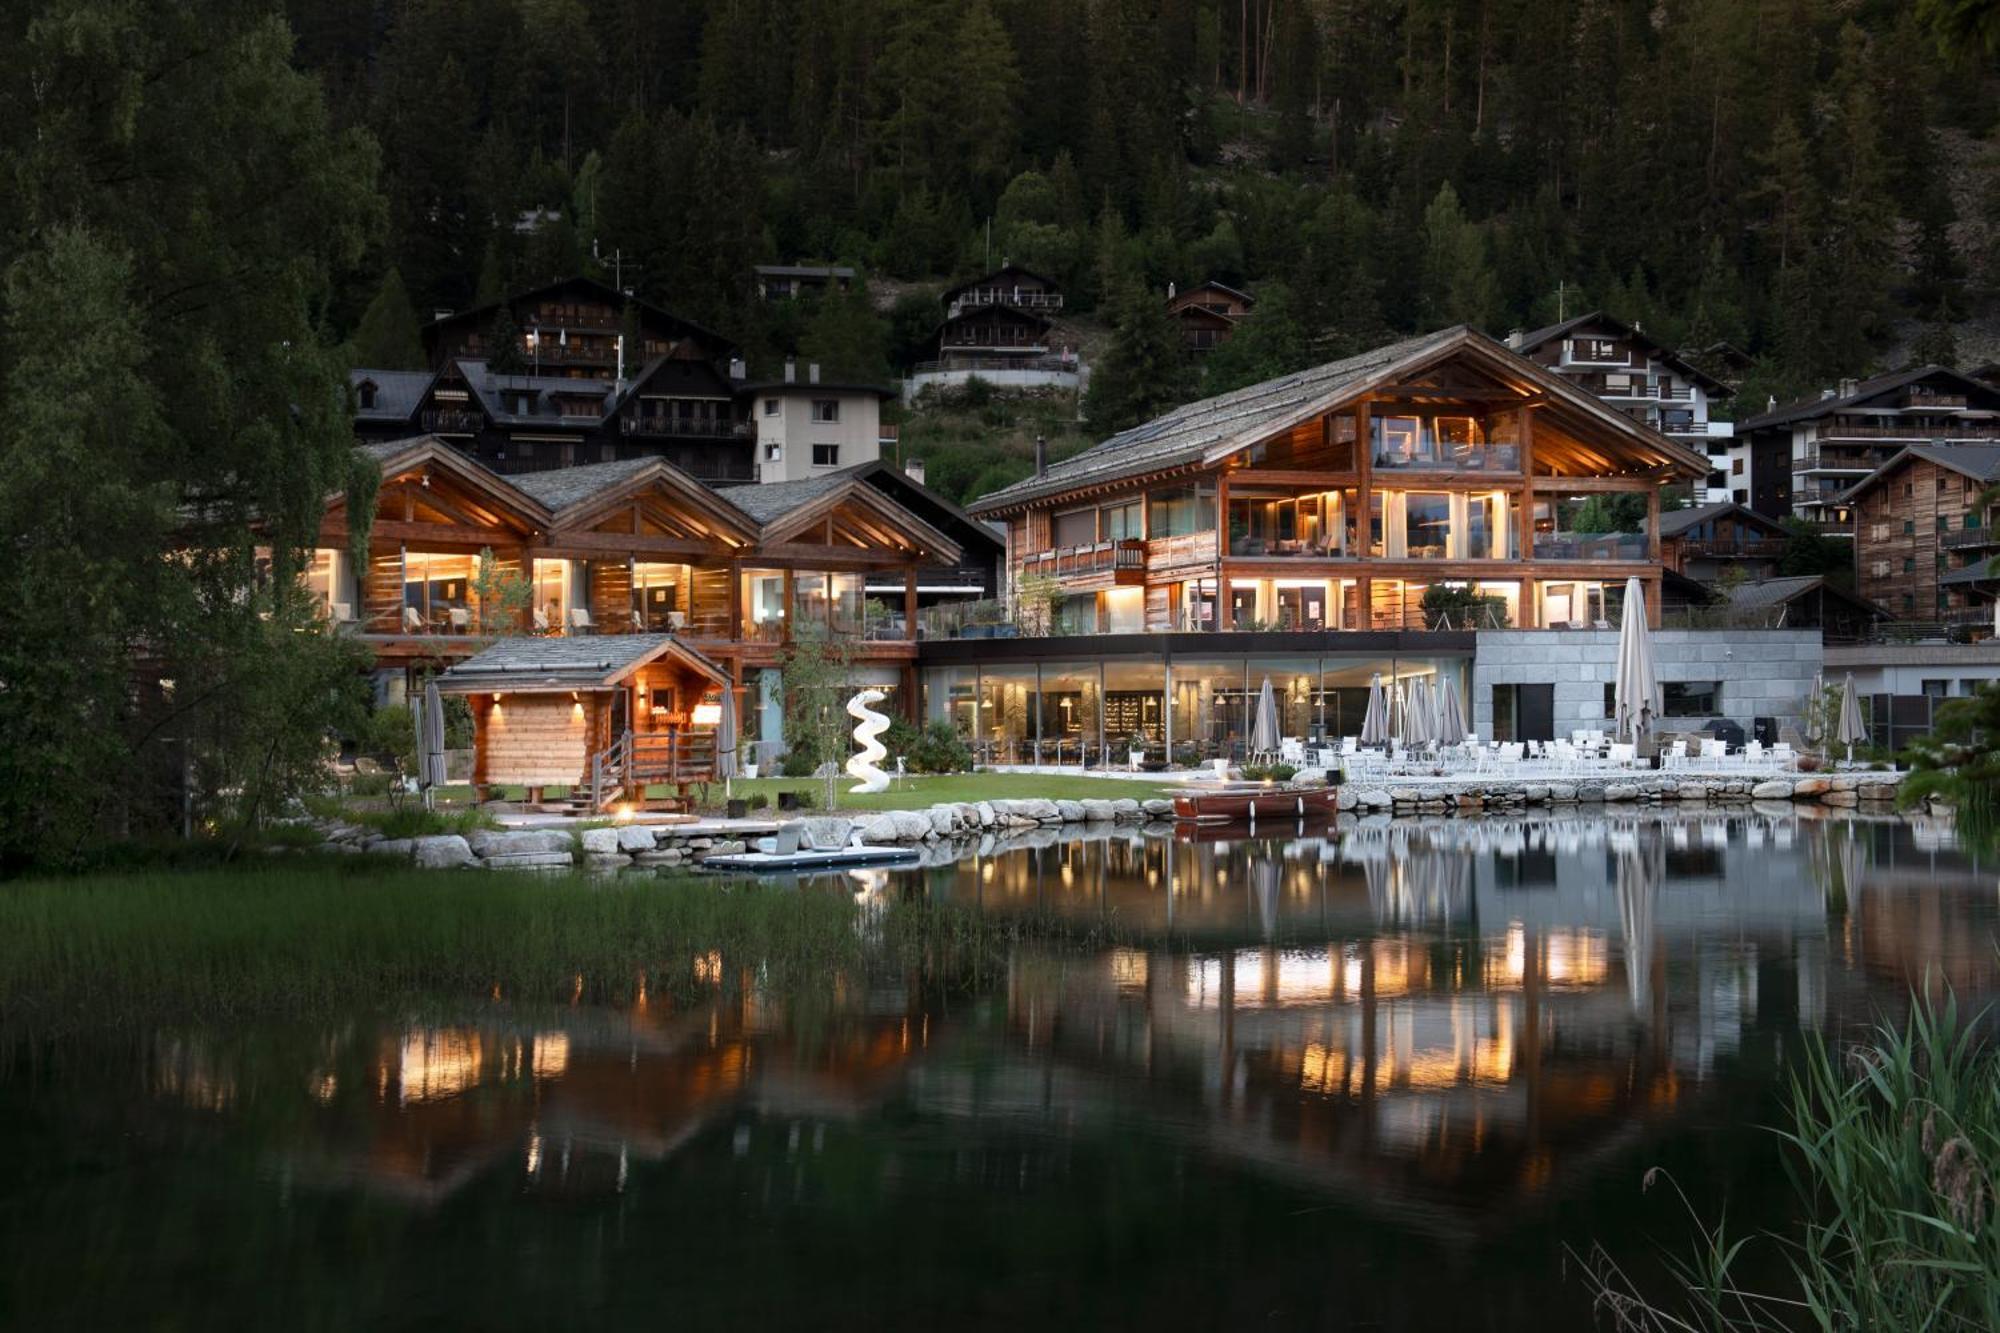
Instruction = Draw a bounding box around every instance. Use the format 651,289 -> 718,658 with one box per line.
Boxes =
435,635 -> 731,694
760,481 -> 965,564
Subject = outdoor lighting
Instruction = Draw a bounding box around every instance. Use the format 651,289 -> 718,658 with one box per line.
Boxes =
691,702 -> 722,726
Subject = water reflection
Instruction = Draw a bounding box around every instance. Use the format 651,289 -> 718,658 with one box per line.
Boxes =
6,813 -> 1998,1329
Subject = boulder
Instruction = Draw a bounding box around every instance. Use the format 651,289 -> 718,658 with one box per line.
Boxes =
1110,797 -> 1142,820
1677,783 -> 1709,801
1751,779 -> 1794,800
1523,785 -> 1550,803
322,841 -> 364,854
369,838 -> 415,859
579,827 -> 622,855
468,828 -> 572,857
616,825 -> 658,853
1019,798 -> 1061,822
1079,799 -> 1117,822
1857,783 -> 1898,802
1548,784 -> 1577,803
1142,799 -> 1175,819
1576,782 -> 1606,803
481,851 -> 573,869
584,852 -> 632,870
412,835 -> 475,868
705,839 -> 748,856
1792,777 -> 1830,797
975,801 -> 998,829
799,815 -> 856,850
1055,800 -> 1086,823
633,848 -> 685,866
1604,783 -> 1638,803
927,806 -> 956,837
1357,788 -> 1392,810
1821,789 -> 1859,807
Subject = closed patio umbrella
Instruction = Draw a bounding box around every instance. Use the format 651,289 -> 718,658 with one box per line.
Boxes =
1404,676 -> 1433,748
418,679 -> 448,803
1250,676 -> 1280,761
1612,576 -> 1660,744
1837,672 -> 1867,764
1434,674 -> 1468,747
1615,831 -> 1660,1016
1359,673 -> 1390,746
716,683 -> 740,794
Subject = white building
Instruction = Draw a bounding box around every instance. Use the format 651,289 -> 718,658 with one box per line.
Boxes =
740,362 -> 895,483
1509,312 -> 1739,503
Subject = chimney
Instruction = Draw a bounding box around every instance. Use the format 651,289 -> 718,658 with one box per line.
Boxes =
1767,394 -> 1777,412
433,308 -> 455,322
728,356 -> 747,380
904,458 -> 926,485
1034,433 -> 1047,478
808,362 -> 821,385
1837,376 -> 1857,398
1167,281 -> 1177,301
1505,328 -> 1524,349
783,357 -> 796,384
1819,387 -> 1836,400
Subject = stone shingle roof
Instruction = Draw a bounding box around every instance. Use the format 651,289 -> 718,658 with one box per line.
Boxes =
1658,500 -> 1786,538
435,633 -> 728,691
968,326 -> 1464,513
1724,575 -> 1828,610
1740,366 -> 2000,431
720,470 -> 855,524
1839,442 -> 2000,504
508,457 -> 668,511
350,369 -> 433,422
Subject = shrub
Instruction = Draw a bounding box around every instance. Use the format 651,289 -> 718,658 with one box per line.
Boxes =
746,793 -> 770,811
1240,763 -> 1298,783
350,772 -> 392,797
909,721 -> 974,774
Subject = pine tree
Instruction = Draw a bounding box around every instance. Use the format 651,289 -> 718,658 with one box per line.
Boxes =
950,0 -> 1023,206
800,283 -> 892,382
485,307 -> 527,374
1419,182 -> 1499,331
1084,271 -> 1187,435
350,268 -> 427,370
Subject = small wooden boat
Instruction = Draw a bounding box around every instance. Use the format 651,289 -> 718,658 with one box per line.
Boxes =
1170,783 -> 1343,826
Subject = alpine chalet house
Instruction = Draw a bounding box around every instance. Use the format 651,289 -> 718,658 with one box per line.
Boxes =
351,277 -> 756,479
308,437 -> 976,806
1508,313 -> 1737,502
1841,442 -> 2000,634
906,263 -> 1078,397
1167,280 -> 1256,355
942,326 -> 1712,763
1736,365 -> 2000,526
1657,501 -> 1789,583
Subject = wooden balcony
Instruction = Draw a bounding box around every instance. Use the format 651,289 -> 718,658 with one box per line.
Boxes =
1675,538 -> 1789,559
1015,539 -> 1147,583
619,414 -> 755,440
1941,526 -> 2000,551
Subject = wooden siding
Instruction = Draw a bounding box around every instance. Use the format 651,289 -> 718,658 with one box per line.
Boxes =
591,558 -> 633,630
1853,457 -> 1993,618
474,694 -> 592,788
364,548 -> 404,633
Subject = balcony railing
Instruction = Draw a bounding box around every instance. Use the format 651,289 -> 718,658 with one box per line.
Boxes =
910,353 -> 1077,377
620,415 -> 754,439
421,408 -> 483,434
1794,447 -> 1889,472
946,290 -> 1065,319
1532,532 -> 1650,561
1015,539 -> 1145,579
1370,442 -> 1521,472
1674,538 -> 1789,559
1804,421 -> 1998,443
1941,526 -> 2000,551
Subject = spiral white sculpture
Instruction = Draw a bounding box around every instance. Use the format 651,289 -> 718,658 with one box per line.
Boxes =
845,688 -> 891,793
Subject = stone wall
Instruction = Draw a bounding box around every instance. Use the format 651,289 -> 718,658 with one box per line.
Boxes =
1472,629 -> 1821,740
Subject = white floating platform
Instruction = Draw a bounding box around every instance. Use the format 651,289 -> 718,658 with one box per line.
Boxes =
700,846 -> 921,873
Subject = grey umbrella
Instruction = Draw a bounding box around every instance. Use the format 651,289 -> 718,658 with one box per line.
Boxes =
1615,831 -> 1660,1017
1613,575 -> 1660,744
1250,676 -> 1280,760
1837,672 -> 1867,764
715,683 -> 740,792
1404,676 -> 1433,748
1359,673 -> 1389,746
1434,674 -> 1468,747
419,679 -> 448,799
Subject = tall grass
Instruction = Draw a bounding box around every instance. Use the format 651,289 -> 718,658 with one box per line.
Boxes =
1582,992 -> 2000,1331
0,863 -> 871,1036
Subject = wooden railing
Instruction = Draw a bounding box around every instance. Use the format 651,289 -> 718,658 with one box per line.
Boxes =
588,729 -> 719,811
1674,538 -> 1789,559
1941,526 -> 1999,551
1014,539 -> 1145,578
620,414 -> 755,439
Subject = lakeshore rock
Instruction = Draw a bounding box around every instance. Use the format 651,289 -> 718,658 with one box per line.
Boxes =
481,850 -> 574,869
468,828 -> 572,858
579,827 -> 621,855
1142,799 -> 1174,818
1079,799 -> 1117,822
1055,799 -> 1086,823
616,825 -> 658,853
412,835 -> 474,868
1752,779 -> 1794,799
1792,777 -> 1830,797
799,816 -> 856,849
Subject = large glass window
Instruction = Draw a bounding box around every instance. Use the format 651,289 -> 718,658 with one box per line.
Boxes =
1102,586 -> 1144,633
1149,485 -> 1216,537
1038,663 -> 1100,764
633,562 -> 690,632
1052,508 -> 1097,547
1404,492 -> 1452,558
403,553 -> 478,633
1054,593 -> 1098,635
1101,499 -> 1143,541
978,665 -> 1038,764
1170,659 -> 1248,763
1103,661 -> 1166,750
1250,658 -> 1323,742
742,569 -> 786,642
1663,681 -> 1720,716
924,666 -> 978,738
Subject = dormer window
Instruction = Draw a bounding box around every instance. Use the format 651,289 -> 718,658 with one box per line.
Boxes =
357,379 -> 378,410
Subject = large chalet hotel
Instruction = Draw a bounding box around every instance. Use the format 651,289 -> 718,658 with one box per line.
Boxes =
334,281 -> 1866,791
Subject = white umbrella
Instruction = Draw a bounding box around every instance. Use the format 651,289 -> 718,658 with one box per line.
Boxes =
1837,673 -> 1867,764
1359,673 -> 1389,746
1616,833 -> 1660,1016
1434,674 -> 1468,746
1250,676 -> 1280,760
1612,576 -> 1660,744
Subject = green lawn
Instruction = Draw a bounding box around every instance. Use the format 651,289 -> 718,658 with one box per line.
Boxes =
727,773 -> 1178,811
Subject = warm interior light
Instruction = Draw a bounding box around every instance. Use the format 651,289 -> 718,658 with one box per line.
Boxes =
691,702 -> 722,726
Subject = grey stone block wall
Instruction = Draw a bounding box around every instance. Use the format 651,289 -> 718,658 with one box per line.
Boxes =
1471,629 -> 1822,739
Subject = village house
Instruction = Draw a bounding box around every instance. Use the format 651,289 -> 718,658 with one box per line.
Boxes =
1508,312 -> 1738,503
906,263 -> 1078,397
1167,280 -> 1255,355
753,263 -> 855,301
1656,501 -> 1790,584
1840,442 -> 2000,634
742,361 -> 896,483
1735,365 -> 2000,526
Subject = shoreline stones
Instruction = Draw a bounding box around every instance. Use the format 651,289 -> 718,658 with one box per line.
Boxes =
298,770 -> 1918,863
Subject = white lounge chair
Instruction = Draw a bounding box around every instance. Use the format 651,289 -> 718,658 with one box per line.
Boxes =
569,607 -> 595,633
402,605 -> 424,633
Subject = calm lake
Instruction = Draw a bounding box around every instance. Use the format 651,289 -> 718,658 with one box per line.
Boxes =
3,812 -> 1995,1330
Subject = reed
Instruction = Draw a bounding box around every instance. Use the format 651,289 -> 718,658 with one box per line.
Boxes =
1581,990 -> 2000,1331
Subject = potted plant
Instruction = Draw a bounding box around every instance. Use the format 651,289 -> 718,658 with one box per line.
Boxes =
725,797 -> 749,819
1127,730 -> 1147,771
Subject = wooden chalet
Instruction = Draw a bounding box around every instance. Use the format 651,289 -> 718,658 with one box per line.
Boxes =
967,325 -> 1711,635
1167,281 -> 1255,354
1657,501 -> 1789,583
1840,442 -> 2000,634
309,438 -> 968,808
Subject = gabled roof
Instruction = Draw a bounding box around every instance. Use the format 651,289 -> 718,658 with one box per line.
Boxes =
434,633 -> 729,693
726,470 -> 963,562
942,263 -> 1060,300
512,456 -> 761,541
352,436 -> 553,530
350,368 -> 434,423
1740,365 -> 2000,431
1723,576 -> 1888,621
1657,501 -> 1788,539
1170,280 -> 1255,309
842,460 -> 1005,556
1838,443 -> 2000,504
1512,311 -> 1733,397
736,378 -> 895,399
967,325 -> 1712,514
423,276 -> 737,359
755,264 -> 856,280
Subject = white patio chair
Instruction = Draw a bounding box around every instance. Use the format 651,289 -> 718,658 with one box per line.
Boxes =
569,607 -> 595,633
402,605 -> 424,633
1663,739 -> 1687,772
533,606 -> 550,632
1607,742 -> 1635,769
1280,738 -> 1308,766
1771,742 -> 1795,770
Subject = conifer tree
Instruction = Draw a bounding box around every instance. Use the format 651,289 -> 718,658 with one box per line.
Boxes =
1084,271 -> 1187,435
350,268 -> 427,370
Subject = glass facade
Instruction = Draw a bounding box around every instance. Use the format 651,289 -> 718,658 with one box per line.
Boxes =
923,651 -> 1473,764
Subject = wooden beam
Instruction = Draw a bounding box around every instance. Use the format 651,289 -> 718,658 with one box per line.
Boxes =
543,530 -> 725,559
1529,473 -> 1675,494
1354,399 -> 1373,560
903,565 -> 918,639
